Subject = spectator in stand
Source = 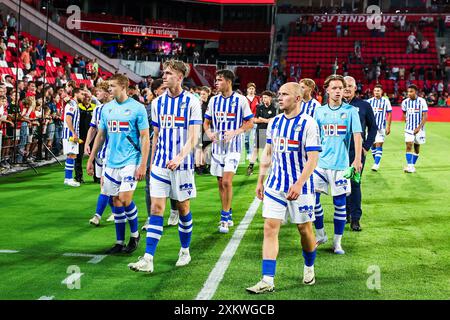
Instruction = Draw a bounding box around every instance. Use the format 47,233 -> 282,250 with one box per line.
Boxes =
0,38 -> 6,60
6,13 -> 16,37
21,47 -> 32,72
315,62 -> 321,78
379,24 -> 386,37
440,43 -> 447,63
78,57 -> 86,78
421,38 -> 429,53
407,32 -> 416,54
336,23 -> 342,37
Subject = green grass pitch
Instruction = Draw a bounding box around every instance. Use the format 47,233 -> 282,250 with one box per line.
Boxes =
0,122 -> 449,300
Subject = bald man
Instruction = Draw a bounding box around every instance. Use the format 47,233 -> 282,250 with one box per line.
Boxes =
247,83 -> 321,294
343,76 -> 377,232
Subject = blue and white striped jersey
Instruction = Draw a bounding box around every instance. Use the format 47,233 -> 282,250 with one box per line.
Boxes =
265,113 -> 322,194
367,97 -> 392,130
401,97 -> 428,133
300,98 -> 321,117
62,99 -> 79,140
205,92 -> 253,156
151,90 -> 202,171
90,104 -> 108,159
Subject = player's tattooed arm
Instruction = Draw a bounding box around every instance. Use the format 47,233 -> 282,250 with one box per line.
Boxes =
414,112 -> 427,134
87,129 -> 106,176
65,115 -> 78,142
256,142 -> 272,200
136,129 -> 151,180
224,117 -> 254,142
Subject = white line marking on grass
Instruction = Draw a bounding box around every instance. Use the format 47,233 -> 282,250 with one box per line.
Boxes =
196,197 -> 261,300
61,273 -> 84,285
0,250 -> 19,253
38,296 -> 54,300
62,253 -> 107,264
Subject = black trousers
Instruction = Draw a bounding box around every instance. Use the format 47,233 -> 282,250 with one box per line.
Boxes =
75,143 -> 84,181
346,153 -> 366,221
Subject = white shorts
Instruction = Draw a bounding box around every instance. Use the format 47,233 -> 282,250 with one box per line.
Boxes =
262,187 -> 315,224
94,157 -> 105,179
313,167 -> 351,196
150,165 -> 197,202
375,129 -> 386,143
405,130 -> 426,144
102,165 -> 138,196
210,152 -> 241,177
63,139 -> 79,155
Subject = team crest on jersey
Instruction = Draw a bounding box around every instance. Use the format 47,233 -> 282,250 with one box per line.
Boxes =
180,102 -> 187,109
294,124 -> 303,132
124,109 -> 131,116
231,101 -> 237,107
340,113 -> 347,119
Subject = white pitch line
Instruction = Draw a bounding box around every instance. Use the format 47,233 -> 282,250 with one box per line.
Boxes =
196,197 -> 261,300
61,273 -> 84,285
62,253 -> 107,264
0,250 -> 19,253
38,296 -> 55,300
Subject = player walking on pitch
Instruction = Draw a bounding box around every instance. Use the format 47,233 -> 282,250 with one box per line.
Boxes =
63,88 -> 85,187
128,60 -> 202,273
247,82 -> 321,294
204,70 -> 254,233
87,74 -> 150,254
366,84 -> 392,171
401,84 -> 428,173
85,82 -> 115,226
313,75 -> 362,254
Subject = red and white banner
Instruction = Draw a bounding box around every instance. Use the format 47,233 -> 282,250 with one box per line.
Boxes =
77,20 -> 270,41
307,14 -> 450,25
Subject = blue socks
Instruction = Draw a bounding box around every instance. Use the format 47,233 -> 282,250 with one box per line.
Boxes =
333,194 -> 347,236
65,158 -> 74,179
112,206 -> 126,244
406,152 -> 414,165
95,194 -> 110,218
313,192 -> 324,232
302,249 -> 316,267
374,147 -> 383,165
125,201 -> 139,237
221,210 -> 230,223
262,259 -> 276,278
178,212 -> 193,249
145,215 -> 164,256
412,153 -> 419,165
371,146 -> 377,160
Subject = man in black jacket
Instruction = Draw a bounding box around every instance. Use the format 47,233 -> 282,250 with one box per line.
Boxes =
343,76 -> 377,231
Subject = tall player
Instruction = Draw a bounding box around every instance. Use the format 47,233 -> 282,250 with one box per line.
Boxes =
128,60 -> 202,273
87,74 -> 150,254
367,84 -> 392,171
299,78 -> 321,117
204,69 -> 254,233
401,84 -> 428,173
246,82 -> 321,294
85,82 -> 114,226
63,88 -> 85,187
313,75 -> 362,254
